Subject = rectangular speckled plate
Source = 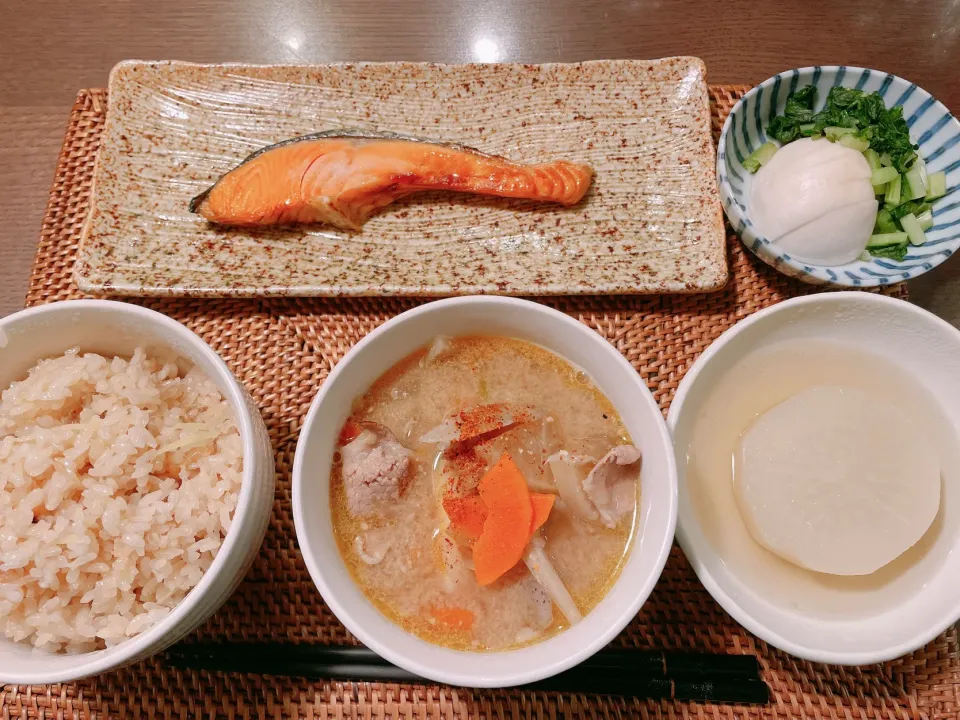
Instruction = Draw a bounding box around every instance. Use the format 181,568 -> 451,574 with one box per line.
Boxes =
76,59 -> 727,297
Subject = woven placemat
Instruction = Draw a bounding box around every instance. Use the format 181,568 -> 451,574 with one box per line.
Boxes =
3,85 -> 957,720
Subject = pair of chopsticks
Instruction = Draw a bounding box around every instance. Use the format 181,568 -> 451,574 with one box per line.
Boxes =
166,643 -> 769,704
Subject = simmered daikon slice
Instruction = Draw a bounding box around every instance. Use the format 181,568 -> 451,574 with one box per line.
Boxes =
737,385 -> 940,576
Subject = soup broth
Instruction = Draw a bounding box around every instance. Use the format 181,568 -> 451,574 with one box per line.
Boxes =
330,336 -> 639,650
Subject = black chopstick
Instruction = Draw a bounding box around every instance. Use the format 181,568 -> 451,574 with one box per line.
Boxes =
166,643 -> 769,705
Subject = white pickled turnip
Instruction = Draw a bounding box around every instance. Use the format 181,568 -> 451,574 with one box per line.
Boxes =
736,385 -> 940,576
750,138 -> 878,265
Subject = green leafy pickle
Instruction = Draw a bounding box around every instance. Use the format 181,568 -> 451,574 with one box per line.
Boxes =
869,243 -> 909,261
874,208 -> 897,234
888,199 -> 931,222
768,86 -> 818,143
767,87 -> 918,171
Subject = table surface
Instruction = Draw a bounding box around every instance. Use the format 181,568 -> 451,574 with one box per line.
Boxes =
3,0 -> 959,320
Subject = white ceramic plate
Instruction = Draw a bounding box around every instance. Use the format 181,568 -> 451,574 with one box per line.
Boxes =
77,59 -> 726,297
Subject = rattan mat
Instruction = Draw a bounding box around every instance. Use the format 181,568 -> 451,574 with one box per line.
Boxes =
2,86 -> 956,720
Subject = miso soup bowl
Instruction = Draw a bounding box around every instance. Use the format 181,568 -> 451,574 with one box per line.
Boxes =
292,296 -> 678,688
669,292 -> 960,665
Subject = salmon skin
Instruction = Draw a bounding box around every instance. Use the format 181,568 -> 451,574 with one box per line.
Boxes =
189,129 -> 593,231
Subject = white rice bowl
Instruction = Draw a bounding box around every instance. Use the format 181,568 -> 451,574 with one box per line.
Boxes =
0,347 -> 242,653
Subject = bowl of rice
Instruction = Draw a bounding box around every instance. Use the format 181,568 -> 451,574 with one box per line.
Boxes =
0,300 -> 275,683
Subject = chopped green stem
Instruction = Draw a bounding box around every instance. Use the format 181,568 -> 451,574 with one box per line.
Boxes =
838,134 -> 870,152
905,167 -> 927,200
863,148 -> 882,172
871,167 -> 899,185
900,213 -> 927,246
867,231 -> 909,248
926,171 -> 948,200
742,141 -> 779,174
885,175 -> 902,207
825,126 -> 856,141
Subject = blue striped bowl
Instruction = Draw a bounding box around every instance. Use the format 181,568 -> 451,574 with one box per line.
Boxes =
718,67 -> 960,286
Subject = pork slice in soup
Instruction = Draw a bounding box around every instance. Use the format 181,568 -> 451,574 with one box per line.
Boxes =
329,336 -> 640,651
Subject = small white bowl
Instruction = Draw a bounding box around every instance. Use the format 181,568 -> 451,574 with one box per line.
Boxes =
668,292 -> 960,664
0,300 -> 275,684
292,296 -> 677,688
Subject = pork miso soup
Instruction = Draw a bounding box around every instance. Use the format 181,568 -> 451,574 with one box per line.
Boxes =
329,336 -> 641,650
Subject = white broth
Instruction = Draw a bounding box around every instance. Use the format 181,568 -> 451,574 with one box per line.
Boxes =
686,338 -> 951,618
329,336 -> 639,650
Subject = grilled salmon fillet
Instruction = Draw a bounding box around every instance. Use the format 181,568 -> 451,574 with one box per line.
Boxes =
189,131 -> 593,231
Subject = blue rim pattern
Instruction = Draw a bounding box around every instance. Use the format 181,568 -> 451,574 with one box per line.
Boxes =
717,66 -> 960,286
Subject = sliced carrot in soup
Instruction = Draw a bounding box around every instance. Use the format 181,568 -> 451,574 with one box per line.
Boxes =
529,493 -> 555,535
444,491 -> 552,542
473,453 -> 534,586
428,605 -> 475,631
443,494 -> 488,541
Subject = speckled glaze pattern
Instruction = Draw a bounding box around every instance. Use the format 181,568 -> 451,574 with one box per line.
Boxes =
76,59 -> 727,297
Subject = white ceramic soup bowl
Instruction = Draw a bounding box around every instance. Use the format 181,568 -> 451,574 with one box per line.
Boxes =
669,292 -> 960,664
0,300 -> 275,684
292,296 -> 677,688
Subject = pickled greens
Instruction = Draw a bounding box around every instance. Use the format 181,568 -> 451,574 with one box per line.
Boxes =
748,86 -> 947,262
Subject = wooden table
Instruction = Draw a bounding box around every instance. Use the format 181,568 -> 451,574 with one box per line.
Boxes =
3,0 -> 958,319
